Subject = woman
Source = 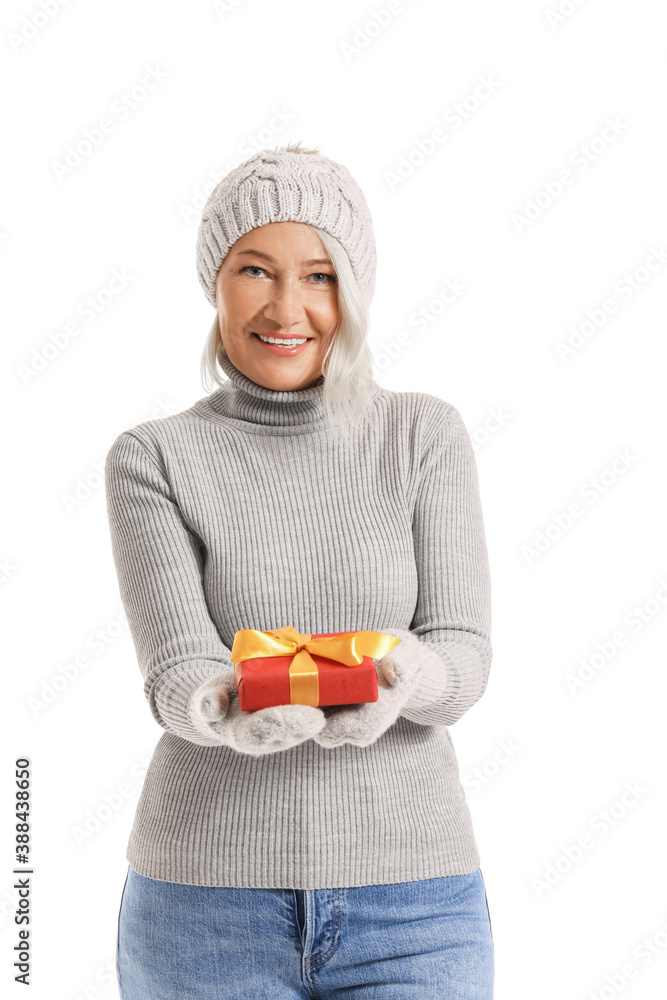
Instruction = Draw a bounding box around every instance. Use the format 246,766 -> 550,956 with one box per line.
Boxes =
106,141 -> 495,998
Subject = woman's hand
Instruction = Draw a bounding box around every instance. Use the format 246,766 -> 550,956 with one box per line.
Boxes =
312,629 -> 427,749
376,628 -> 432,685
190,673 -> 327,755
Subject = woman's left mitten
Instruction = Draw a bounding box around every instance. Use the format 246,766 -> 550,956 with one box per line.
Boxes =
313,633 -> 424,749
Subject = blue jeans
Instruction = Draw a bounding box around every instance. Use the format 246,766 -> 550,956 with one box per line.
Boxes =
116,864 -> 494,998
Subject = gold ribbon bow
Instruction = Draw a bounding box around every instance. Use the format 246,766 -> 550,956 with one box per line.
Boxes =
231,625 -> 402,707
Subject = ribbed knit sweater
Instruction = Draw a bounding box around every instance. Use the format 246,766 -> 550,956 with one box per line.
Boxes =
104,348 -> 492,889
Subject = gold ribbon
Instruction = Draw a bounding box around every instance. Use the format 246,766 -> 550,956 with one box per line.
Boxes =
231,625 -> 402,707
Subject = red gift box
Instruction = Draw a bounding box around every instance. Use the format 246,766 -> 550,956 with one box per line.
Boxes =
231,626 -> 402,712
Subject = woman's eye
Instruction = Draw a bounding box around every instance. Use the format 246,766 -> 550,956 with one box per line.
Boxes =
240,266 -> 335,283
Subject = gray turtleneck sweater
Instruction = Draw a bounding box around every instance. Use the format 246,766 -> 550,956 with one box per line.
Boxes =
104,348 -> 492,889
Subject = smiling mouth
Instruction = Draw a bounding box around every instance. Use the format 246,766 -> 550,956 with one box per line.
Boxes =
252,333 -> 314,344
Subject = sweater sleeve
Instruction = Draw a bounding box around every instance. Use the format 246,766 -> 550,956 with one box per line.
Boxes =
400,404 -> 492,727
104,430 -> 236,746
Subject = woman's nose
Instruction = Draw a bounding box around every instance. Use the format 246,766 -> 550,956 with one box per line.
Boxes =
262,278 -> 305,325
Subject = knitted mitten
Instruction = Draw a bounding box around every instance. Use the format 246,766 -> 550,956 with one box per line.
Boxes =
312,628 -> 439,749
191,672 -> 327,756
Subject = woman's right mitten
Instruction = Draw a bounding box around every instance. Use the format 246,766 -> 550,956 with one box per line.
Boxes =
191,674 -> 326,756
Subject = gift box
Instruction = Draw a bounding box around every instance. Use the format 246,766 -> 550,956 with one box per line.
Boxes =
231,625 -> 403,711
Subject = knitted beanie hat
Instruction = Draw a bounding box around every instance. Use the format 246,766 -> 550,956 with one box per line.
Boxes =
195,148 -> 377,310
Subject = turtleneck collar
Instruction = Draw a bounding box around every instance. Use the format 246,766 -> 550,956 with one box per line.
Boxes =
193,345 -> 329,434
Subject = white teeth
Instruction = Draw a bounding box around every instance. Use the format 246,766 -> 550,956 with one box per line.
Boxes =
257,334 -> 309,346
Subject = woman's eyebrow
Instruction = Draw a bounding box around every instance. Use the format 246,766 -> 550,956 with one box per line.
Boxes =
235,249 -> 333,267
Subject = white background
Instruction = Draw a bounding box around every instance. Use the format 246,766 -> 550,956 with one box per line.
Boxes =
2,1 -> 666,997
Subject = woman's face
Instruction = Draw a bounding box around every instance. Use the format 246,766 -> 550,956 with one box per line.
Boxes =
214,221 -> 339,391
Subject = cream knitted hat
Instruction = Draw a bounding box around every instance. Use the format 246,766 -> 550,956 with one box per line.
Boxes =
195,148 -> 377,310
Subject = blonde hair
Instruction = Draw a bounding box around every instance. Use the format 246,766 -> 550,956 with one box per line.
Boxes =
200,142 -> 378,446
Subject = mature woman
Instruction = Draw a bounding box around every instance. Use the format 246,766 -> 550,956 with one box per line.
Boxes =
106,142 -> 495,998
